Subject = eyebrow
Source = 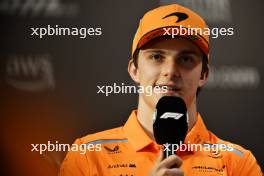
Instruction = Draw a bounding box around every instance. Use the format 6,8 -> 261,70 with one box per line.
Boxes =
142,49 -> 200,56
142,49 -> 167,54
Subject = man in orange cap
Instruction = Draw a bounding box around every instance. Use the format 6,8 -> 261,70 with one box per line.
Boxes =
60,4 -> 262,176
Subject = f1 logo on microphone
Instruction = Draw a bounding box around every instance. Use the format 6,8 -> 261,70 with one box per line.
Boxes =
160,112 -> 184,120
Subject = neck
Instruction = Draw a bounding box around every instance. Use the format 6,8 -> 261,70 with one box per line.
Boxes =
137,96 -> 198,140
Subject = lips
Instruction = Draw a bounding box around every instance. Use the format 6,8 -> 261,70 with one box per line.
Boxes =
155,84 -> 181,94
163,85 -> 180,91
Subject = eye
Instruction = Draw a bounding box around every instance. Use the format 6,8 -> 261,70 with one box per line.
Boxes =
177,55 -> 197,68
179,55 -> 193,63
150,53 -> 164,62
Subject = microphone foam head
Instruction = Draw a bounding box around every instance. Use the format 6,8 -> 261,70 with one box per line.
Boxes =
153,96 -> 188,145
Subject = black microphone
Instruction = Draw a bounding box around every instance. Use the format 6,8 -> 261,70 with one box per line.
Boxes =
153,96 -> 188,159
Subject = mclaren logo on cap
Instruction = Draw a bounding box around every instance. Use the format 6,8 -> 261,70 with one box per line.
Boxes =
160,112 -> 184,120
162,12 -> 189,23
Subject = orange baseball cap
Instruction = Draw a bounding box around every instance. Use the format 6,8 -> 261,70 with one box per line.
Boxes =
132,4 -> 209,60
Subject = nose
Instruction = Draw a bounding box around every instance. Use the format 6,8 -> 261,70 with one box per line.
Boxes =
161,58 -> 180,78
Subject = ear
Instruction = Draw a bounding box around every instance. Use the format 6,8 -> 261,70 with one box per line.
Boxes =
199,65 -> 209,87
128,59 -> 140,83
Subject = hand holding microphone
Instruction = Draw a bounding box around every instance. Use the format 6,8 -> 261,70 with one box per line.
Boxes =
149,96 -> 188,176
149,151 -> 184,176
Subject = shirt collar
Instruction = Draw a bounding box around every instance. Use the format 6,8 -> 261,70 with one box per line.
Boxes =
123,110 -> 155,152
123,110 -> 210,152
184,113 -> 210,145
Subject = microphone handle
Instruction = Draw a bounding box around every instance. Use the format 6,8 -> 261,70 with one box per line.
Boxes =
163,144 -> 175,159
163,143 -> 178,168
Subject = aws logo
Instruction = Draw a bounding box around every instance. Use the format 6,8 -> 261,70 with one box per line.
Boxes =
6,54 -> 55,91
162,12 -> 189,23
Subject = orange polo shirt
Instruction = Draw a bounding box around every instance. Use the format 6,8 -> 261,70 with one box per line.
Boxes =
59,110 -> 262,176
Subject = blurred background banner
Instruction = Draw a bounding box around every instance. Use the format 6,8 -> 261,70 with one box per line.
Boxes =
0,0 -> 263,175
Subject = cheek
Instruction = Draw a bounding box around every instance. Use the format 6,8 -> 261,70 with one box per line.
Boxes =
138,65 -> 160,85
183,70 -> 202,90
181,75 -> 200,105
184,80 -> 198,95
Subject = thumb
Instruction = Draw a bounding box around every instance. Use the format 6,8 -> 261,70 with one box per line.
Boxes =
155,150 -> 164,164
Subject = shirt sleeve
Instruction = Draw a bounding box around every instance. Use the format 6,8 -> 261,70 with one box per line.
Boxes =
235,150 -> 263,176
59,139 -> 90,176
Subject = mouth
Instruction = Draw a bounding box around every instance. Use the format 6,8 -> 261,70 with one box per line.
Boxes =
155,84 -> 181,94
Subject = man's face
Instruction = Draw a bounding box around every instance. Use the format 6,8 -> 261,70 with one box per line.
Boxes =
129,37 -> 208,109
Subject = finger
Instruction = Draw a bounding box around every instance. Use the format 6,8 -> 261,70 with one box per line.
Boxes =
155,150 -> 164,164
159,154 -> 183,169
159,168 -> 184,176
